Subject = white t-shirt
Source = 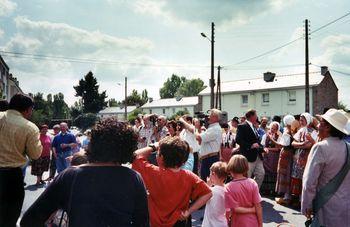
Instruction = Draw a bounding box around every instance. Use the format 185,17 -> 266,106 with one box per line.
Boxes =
180,126 -> 200,153
202,185 -> 227,227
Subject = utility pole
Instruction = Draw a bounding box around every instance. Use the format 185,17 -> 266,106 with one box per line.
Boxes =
124,76 -> 127,121
210,22 -> 215,109
305,19 -> 310,112
215,66 -> 222,110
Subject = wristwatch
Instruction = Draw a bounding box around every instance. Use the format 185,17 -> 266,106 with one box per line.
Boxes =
148,144 -> 157,153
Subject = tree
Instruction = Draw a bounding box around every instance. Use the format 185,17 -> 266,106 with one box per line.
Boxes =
108,98 -> 120,107
169,109 -> 190,120
122,89 -> 148,107
338,101 -> 349,111
159,74 -> 186,98
73,71 -> 107,113
52,93 -> 70,119
128,108 -> 145,123
30,92 -> 53,125
177,78 -> 206,97
70,100 -> 83,120
73,113 -> 99,130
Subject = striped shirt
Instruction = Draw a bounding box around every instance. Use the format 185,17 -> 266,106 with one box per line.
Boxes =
0,110 -> 42,167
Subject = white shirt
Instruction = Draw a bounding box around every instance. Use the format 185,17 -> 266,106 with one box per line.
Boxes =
202,185 -> 227,227
199,122 -> 222,157
222,131 -> 234,147
180,126 -> 200,153
246,120 -> 257,136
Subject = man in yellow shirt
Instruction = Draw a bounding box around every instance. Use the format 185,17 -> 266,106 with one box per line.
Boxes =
0,93 -> 42,227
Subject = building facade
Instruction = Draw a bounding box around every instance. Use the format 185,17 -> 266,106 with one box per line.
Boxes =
97,106 -> 137,120
0,55 -> 9,100
141,96 -> 199,118
199,70 -> 338,119
8,74 -> 23,100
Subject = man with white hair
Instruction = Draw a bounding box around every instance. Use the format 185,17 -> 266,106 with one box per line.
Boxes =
196,109 -> 222,181
52,122 -> 77,173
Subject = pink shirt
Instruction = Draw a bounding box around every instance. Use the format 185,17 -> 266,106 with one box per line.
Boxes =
225,178 -> 262,227
40,134 -> 51,157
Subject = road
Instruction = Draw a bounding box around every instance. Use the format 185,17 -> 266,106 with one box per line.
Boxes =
20,167 -> 306,227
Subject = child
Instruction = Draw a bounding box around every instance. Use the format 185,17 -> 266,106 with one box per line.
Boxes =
225,155 -> 263,227
202,161 -> 229,227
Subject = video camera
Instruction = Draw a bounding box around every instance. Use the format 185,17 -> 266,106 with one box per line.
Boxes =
195,111 -> 210,128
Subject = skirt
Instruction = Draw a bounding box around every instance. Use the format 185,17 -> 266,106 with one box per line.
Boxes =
31,156 -> 50,176
291,148 -> 310,196
275,147 -> 294,194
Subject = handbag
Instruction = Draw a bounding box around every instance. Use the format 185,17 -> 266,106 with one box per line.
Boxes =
305,141 -> 350,227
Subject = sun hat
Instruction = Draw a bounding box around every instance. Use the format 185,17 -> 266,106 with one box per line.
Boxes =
283,115 -> 295,126
316,108 -> 350,135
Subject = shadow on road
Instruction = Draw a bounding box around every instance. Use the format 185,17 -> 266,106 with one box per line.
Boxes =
24,184 -> 46,191
262,200 -> 289,224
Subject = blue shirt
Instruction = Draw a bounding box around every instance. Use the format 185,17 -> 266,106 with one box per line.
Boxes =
52,132 -> 76,154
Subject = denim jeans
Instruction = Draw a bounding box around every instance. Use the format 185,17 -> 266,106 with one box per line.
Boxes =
56,151 -> 72,173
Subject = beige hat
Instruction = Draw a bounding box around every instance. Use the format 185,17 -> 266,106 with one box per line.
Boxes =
316,109 -> 350,135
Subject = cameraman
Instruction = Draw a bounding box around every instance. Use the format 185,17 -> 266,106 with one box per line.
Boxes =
179,115 -> 200,174
195,109 -> 222,181
138,115 -> 154,149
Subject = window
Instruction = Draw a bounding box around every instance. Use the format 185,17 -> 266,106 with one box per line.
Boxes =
172,108 -> 176,114
241,95 -> 248,105
184,107 -> 188,112
262,93 -> 269,104
288,91 -> 296,102
162,108 -> 165,114
149,109 -> 152,114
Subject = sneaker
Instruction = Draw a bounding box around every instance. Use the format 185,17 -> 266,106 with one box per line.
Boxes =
275,197 -> 290,205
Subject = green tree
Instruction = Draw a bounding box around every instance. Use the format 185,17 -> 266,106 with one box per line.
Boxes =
128,108 -> 145,123
108,98 -> 120,107
177,78 -> 206,97
73,71 -> 107,113
122,89 -> 148,107
169,109 -> 190,120
31,92 -> 53,125
73,113 -> 99,130
338,101 -> 349,111
70,100 -> 83,120
159,74 -> 186,98
52,93 -> 69,119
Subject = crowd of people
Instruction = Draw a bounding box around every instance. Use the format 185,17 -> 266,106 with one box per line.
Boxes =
1,93 -> 350,227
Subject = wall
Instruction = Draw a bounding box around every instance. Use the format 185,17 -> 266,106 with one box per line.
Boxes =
141,106 -> 195,118
312,74 -> 338,115
200,87 -> 314,119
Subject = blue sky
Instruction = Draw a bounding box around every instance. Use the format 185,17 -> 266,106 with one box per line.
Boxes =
0,0 -> 349,107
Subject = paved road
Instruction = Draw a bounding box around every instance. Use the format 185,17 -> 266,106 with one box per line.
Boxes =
20,168 -> 306,227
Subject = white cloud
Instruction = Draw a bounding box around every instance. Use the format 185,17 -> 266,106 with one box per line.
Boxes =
0,0 -> 16,17
132,0 -> 296,29
2,17 -> 155,105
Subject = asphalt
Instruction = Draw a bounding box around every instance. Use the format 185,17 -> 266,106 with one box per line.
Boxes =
19,167 -> 306,227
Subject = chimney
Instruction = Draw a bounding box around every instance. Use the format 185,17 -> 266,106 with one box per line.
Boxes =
321,66 -> 328,76
263,72 -> 276,82
148,97 -> 153,103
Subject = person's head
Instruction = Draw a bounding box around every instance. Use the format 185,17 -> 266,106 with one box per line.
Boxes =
291,120 -> 301,135
39,124 -> 48,135
209,161 -> 228,184
157,115 -> 167,127
269,121 -> 280,134
193,118 -> 201,128
283,115 -> 295,131
231,117 -> 239,128
53,124 -> 60,135
166,120 -> 177,136
143,115 -> 150,126
245,109 -> 257,123
60,122 -> 68,133
240,116 -> 246,123
135,117 -> 142,126
157,136 -> 190,168
260,117 -> 268,128
317,109 -> 348,140
9,93 -> 34,119
184,115 -> 193,124
254,119 -> 260,128
222,123 -> 229,132
208,109 -> 221,124
272,115 -> 281,124
85,129 -> 92,139
87,118 -> 137,164
71,152 -> 88,166
0,99 -> 9,111
227,154 -> 249,177
300,112 -> 312,127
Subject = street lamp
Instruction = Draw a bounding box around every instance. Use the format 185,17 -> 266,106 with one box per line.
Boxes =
201,22 -> 215,109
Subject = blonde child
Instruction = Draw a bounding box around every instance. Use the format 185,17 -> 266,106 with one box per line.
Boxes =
225,155 -> 263,227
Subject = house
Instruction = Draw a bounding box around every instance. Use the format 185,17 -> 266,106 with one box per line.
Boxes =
0,55 -> 9,100
97,106 -> 137,120
140,96 -> 199,118
198,67 -> 338,119
8,74 -> 23,100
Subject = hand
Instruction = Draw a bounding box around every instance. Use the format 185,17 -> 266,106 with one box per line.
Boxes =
251,143 -> 259,149
263,147 -> 269,153
179,210 -> 190,221
53,151 -> 57,159
305,208 -> 313,219
60,143 -> 67,148
206,177 -> 213,186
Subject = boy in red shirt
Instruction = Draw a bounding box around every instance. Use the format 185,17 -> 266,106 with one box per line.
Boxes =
132,136 -> 212,227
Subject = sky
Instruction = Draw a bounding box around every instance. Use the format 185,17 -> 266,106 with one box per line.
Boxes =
0,0 -> 350,107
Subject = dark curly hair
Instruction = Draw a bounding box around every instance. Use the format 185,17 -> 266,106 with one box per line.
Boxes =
159,136 -> 190,168
87,118 -> 138,164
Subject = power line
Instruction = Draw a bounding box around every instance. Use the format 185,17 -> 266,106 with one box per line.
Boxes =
225,11 -> 350,67
311,63 -> 350,76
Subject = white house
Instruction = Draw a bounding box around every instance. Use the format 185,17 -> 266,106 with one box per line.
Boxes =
97,106 -> 137,120
198,69 -> 338,119
141,96 -> 199,118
